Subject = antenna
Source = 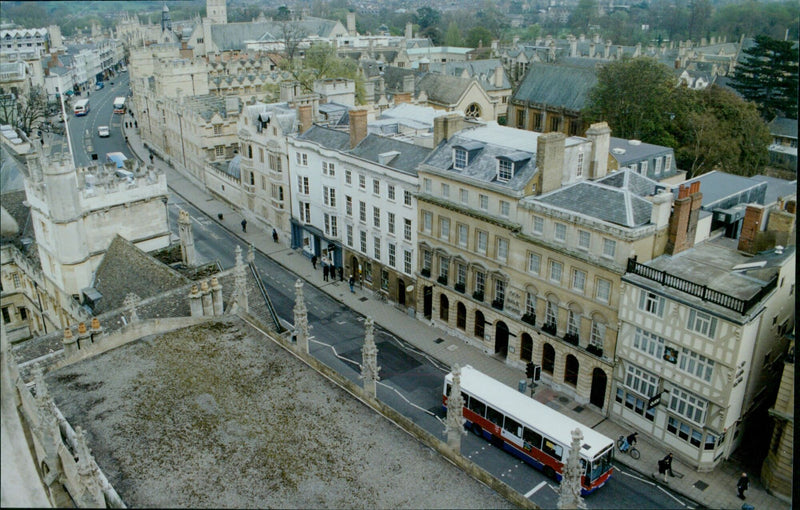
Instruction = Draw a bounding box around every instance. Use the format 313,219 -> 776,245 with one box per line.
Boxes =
58,88 -> 76,166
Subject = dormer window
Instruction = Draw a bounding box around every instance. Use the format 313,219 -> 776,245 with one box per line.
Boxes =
498,159 -> 513,182
454,148 -> 467,169
452,141 -> 484,170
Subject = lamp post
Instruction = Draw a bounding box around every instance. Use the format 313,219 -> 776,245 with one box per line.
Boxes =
177,111 -> 186,169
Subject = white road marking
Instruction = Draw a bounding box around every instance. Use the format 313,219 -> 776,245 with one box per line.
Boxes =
524,481 -> 548,498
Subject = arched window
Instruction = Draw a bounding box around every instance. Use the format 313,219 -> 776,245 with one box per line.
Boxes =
520,333 -> 533,362
248,145 -> 253,159
465,103 -> 481,119
542,343 -> 555,374
565,354 -> 579,386
440,294 -> 449,322
456,302 -> 467,330
474,310 -> 485,339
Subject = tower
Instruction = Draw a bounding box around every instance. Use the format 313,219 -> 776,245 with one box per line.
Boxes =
161,3 -> 172,33
206,0 -> 227,25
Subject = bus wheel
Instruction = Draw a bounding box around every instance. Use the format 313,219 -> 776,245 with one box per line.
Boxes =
471,423 -> 483,437
543,466 -> 557,480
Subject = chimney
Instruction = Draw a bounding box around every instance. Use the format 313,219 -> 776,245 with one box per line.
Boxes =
402,74 -> 415,93
589,42 -> 596,59
349,107 -> 368,148
568,36 -> 577,57
616,45 -> 623,59
765,208 -> 795,249
346,12 -> 356,36
667,182 -> 703,255
786,200 -> 796,214
737,204 -> 766,253
493,65 -> 504,88
405,22 -> 413,39
394,91 -> 411,104
298,103 -> 312,134
604,41 -> 611,59
585,122 -> 611,179
633,43 -> 641,58
433,113 -> 464,146
536,132 -> 566,195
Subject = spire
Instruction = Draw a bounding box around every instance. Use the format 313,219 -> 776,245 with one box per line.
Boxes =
360,317 -> 380,398
293,279 -> 309,353
558,428 -> 587,509
445,364 -> 466,451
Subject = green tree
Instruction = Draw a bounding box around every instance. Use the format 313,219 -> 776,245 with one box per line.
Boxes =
570,0 -> 598,33
282,43 -> 366,104
466,27 -> 494,49
444,22 -> 462,47
731,35 -> 798,120
275,6 -> 292,21
583,57 -> 678,145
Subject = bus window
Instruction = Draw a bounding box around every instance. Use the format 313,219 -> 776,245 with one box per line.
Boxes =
503,416 -> 522,437
486,406 -> 503,427
542,438 -> 563,461
523,427 -> 542,450
446,383 -> 451,396
468,397 -> 486,417
590,449 -> 613,482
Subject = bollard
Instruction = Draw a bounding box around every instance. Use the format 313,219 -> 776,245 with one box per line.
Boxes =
518,379 -> 527,393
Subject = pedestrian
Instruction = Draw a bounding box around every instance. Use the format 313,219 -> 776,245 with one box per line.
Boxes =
241,219 -> 247,232
338,266 -> 343,281
737,473 -> 749,500
323,264 -> 329,282
621,431 -> 638,452
272,228 -> 278,243
125,136 -> 129,144
149,153 -> 154,163
656,453 -> 674,482
311,255 -> 317,269
349,275 -> 355,293
134,120 -> 138,128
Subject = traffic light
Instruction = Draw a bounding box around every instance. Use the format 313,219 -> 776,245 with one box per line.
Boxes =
526,362 -> 534,379
526,362 -> 541,382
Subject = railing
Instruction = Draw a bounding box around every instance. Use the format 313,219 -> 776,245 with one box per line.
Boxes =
626,258 -> 778,315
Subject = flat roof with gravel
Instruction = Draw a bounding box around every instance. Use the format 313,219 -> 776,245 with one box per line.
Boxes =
45,317 -> 513,509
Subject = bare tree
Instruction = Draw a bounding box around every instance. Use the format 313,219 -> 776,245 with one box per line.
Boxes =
279,21 -> 308,64
16,86 -> 48,135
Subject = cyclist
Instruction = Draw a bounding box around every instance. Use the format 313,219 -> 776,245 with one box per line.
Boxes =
621,432 -> 638,453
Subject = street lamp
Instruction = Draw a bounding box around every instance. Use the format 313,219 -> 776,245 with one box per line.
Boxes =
177,111 -> 186,169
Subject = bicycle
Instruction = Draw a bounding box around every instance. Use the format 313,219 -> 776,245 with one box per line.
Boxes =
617,435 -> 641,459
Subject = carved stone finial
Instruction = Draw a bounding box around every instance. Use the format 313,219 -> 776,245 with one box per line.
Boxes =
63,327 -> 74,340
557,428 -> 587,509
293,279 -> 309,353
90,317 -> 101,331
247,243 -> 255,263
360,317 -> 380,397
445,364 -> 466,450
78,322 -> 87,334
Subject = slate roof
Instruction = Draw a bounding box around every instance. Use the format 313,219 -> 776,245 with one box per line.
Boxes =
768,117 -> 798,139
210,18 -> 341,52
244,102 -> 297,134
91,235 -> 191,315
597,168 -> 660,197
680,171 -> 767,210
0,189 -> 34,246
512,61 -> 598,111
749,175 -> 797,206
350,134 -> 430,175
379,65 -> 416,91
417,73 -> 472,106
1,145 -> 26,192
183,94 -> 235,121
427,59 -> 511,90
608,137 -> 673,166
534,169 -> 655,228
297,125 -> 351,151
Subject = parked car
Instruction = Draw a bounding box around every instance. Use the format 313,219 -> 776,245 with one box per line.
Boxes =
98,125 -> 110,137
95,82 -> 104,90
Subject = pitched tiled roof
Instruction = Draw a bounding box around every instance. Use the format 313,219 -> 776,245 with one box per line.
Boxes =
512,61 -> 598,111
768,117 -> 798,139
210,18 -> 341,52
297,125 -> 350,151
350,134 -> 430,175
417,73 -> 472,105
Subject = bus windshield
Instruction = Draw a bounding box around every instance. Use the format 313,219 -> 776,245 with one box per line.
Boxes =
113,97 -> 126,114
589,447 -> 614,482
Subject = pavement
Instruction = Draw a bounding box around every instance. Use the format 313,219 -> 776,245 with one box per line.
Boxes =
121,116 -> 789,510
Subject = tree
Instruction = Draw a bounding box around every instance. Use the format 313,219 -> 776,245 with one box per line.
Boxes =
671,86 -> 770,177
583,57 -> 678,145
0,86 -> 47,136
416,7 -> 442,44
466,27 -> 494,49
570,0 -> 598,33
280,21 -> 308,64
275,6 -> 292,21
731,35 -> 798,120
444,22 -> 462,47
282,42 -> 366,104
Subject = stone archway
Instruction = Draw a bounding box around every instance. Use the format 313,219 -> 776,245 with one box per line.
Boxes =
474,310 -> 485,339
542,343 -> 555,374
564,354 -> 579,386
456,302 -> 467,330
590,367 -> 608,409
520,332 -> 533,362
440,293 -> 450,322
423,286 -> 433,319
495,321 -> 509,358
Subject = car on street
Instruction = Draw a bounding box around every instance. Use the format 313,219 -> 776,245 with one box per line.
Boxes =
95,82 -> 104,90
98,125 -> 110,137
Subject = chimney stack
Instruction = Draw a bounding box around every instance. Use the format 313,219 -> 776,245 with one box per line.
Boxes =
349,107 -> 368,148
405,22 -> 413,40
536,132 -> 566,195
433,113 -> 464,147
393,92 -> 411,104
402,74 -> 415,93
298,103 -> 313,134
346,12 -> 356,36
667,182 -> 703,255
585,122 -> 610,179
737,204 -> 766,254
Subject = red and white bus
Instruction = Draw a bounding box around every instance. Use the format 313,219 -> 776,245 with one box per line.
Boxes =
113,97 -> 126,114
444,365 -> 614,494
73,99 -> 90,116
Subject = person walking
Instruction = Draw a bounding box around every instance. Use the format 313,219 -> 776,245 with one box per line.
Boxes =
272,229 -> 278,243
241,219 -> 247,232
656,453 -> 674,482
311,255 -> 317,269
737,473 -> 749,500
349,275 -> 355,293
323,264 -> 329,282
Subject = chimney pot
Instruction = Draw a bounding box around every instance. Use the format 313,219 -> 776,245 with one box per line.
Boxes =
349,108 -> 368,148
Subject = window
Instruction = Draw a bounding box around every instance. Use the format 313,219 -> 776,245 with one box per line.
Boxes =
497,238 -> 508,262
299,202 -> 311,223
324,214 -> 338,236
625,364 -> 659,398
554,223 -> 566,242
347,225 -> 354,247
667,417 -> 704,448
215,146 -> 224,157
475,271 -> 485,295
423,211 -> 433,232
454,148 -> 467,169
259,147 -> 264,163
388,184 -> 395,201
346,196 -> 353,216
298,176 -> 310,194
346,169 -> 352,184
295,152 -> 308,165
359,201 -> 367,222
213,124 -> 222,135
322,161 -> 335,175
388,244 -> 396,267
533,216 -> 544,235
687,310 -> 717,338
373,207 -> 381,228
457,224 -> 468,247
498,159 -> 513,181
665,154 -> 672,172
590,321 -> 605,347
404,190 -> 412,206
373,179 -> 380,195
441,183 -> 450,198
439,256 -> 449,280
460,189 -> 468,204
639,160 -> 648,175
323,186 -> 336,207
549,116 -> 561,132
374,237 -> 381,259
527,252 -> 541,275
268,153 -> 282,172
668,387 -> 707,425
359,174 -> 366,189
633,328 -> 665,359
494,279 -> 506,304
360,231 -> 367,253
576,152 -> 584,177
616,387 -> 656,422
423,250 -> 432,271
440,217 -> 450,240
578,230 -> 590,250
523,427 -> 542,451
525,293 -> 536,315
545,301 -> 558,328
423,178 -> 431,193
456,263 -> 466,285
678,348 -> 715,382
404,219 -> 412,241
503,415 -> 521,437
388,212 -> 395,234
602,239 -> 616,258
476,231 -> 488,254
404,250 -> 412,274
638,290 -> 665,317
654,157 -> 662,175
479,194 -> 488,210
567,310 -> 580,337
596,278 -> 611,303
571,269 -> 586,293
500,201 -> 510,217
549,260 -> 563,284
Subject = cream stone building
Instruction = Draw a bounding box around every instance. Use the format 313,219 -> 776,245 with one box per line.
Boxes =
415,119 -> 676,411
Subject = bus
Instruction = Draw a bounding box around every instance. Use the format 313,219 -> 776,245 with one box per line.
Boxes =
443,365 -> 614,495
113,97 -> 126,114
73,99 -> 90,116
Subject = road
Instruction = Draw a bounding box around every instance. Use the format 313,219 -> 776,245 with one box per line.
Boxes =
166,195 -> 698,510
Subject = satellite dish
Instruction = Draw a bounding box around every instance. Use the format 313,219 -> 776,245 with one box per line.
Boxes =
406,285 -> 414,293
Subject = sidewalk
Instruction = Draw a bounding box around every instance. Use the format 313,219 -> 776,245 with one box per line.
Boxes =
123,120 -> 788,510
